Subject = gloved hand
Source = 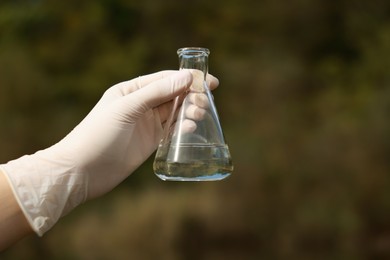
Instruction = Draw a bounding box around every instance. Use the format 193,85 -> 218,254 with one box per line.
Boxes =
0,70 -> 219,236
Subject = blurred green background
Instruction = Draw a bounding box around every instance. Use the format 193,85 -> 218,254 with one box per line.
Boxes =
1,0 -> 390,259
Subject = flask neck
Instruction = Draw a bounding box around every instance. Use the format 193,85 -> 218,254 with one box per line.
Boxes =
177,47 -> 209,79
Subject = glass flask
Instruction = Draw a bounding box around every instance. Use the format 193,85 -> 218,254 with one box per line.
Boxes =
153,47 -> 233,181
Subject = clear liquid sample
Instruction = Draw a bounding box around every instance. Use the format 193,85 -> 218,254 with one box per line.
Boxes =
153,47 -> 233,181
153,143 -> 233,181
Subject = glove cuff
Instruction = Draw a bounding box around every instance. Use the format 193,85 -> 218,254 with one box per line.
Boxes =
0,149 -> 87,236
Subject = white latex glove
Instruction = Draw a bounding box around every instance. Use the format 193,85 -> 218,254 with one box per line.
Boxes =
0,70 -> 219,236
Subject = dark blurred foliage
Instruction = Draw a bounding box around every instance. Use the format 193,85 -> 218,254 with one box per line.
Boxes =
1,0 -> 390,259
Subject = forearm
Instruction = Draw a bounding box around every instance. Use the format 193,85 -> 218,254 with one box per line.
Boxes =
0,168 -> 33,251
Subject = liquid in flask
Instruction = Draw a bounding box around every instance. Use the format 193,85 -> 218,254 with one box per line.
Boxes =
153,47 -> 233,181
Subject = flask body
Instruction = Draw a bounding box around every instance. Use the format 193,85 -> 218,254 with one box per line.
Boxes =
153,47 -> 233,181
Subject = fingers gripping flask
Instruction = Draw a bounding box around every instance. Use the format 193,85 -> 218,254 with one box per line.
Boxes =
153,47 -> 233,181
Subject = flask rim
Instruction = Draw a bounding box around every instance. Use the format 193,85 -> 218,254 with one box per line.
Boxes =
177,47 -> 210,56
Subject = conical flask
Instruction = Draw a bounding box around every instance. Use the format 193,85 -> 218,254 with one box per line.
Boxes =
153,47 -> 233,181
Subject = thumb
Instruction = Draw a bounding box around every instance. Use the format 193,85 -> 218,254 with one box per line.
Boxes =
123,70 -> 193,114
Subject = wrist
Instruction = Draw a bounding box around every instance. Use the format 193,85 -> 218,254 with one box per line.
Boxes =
0,148 -> 87,236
